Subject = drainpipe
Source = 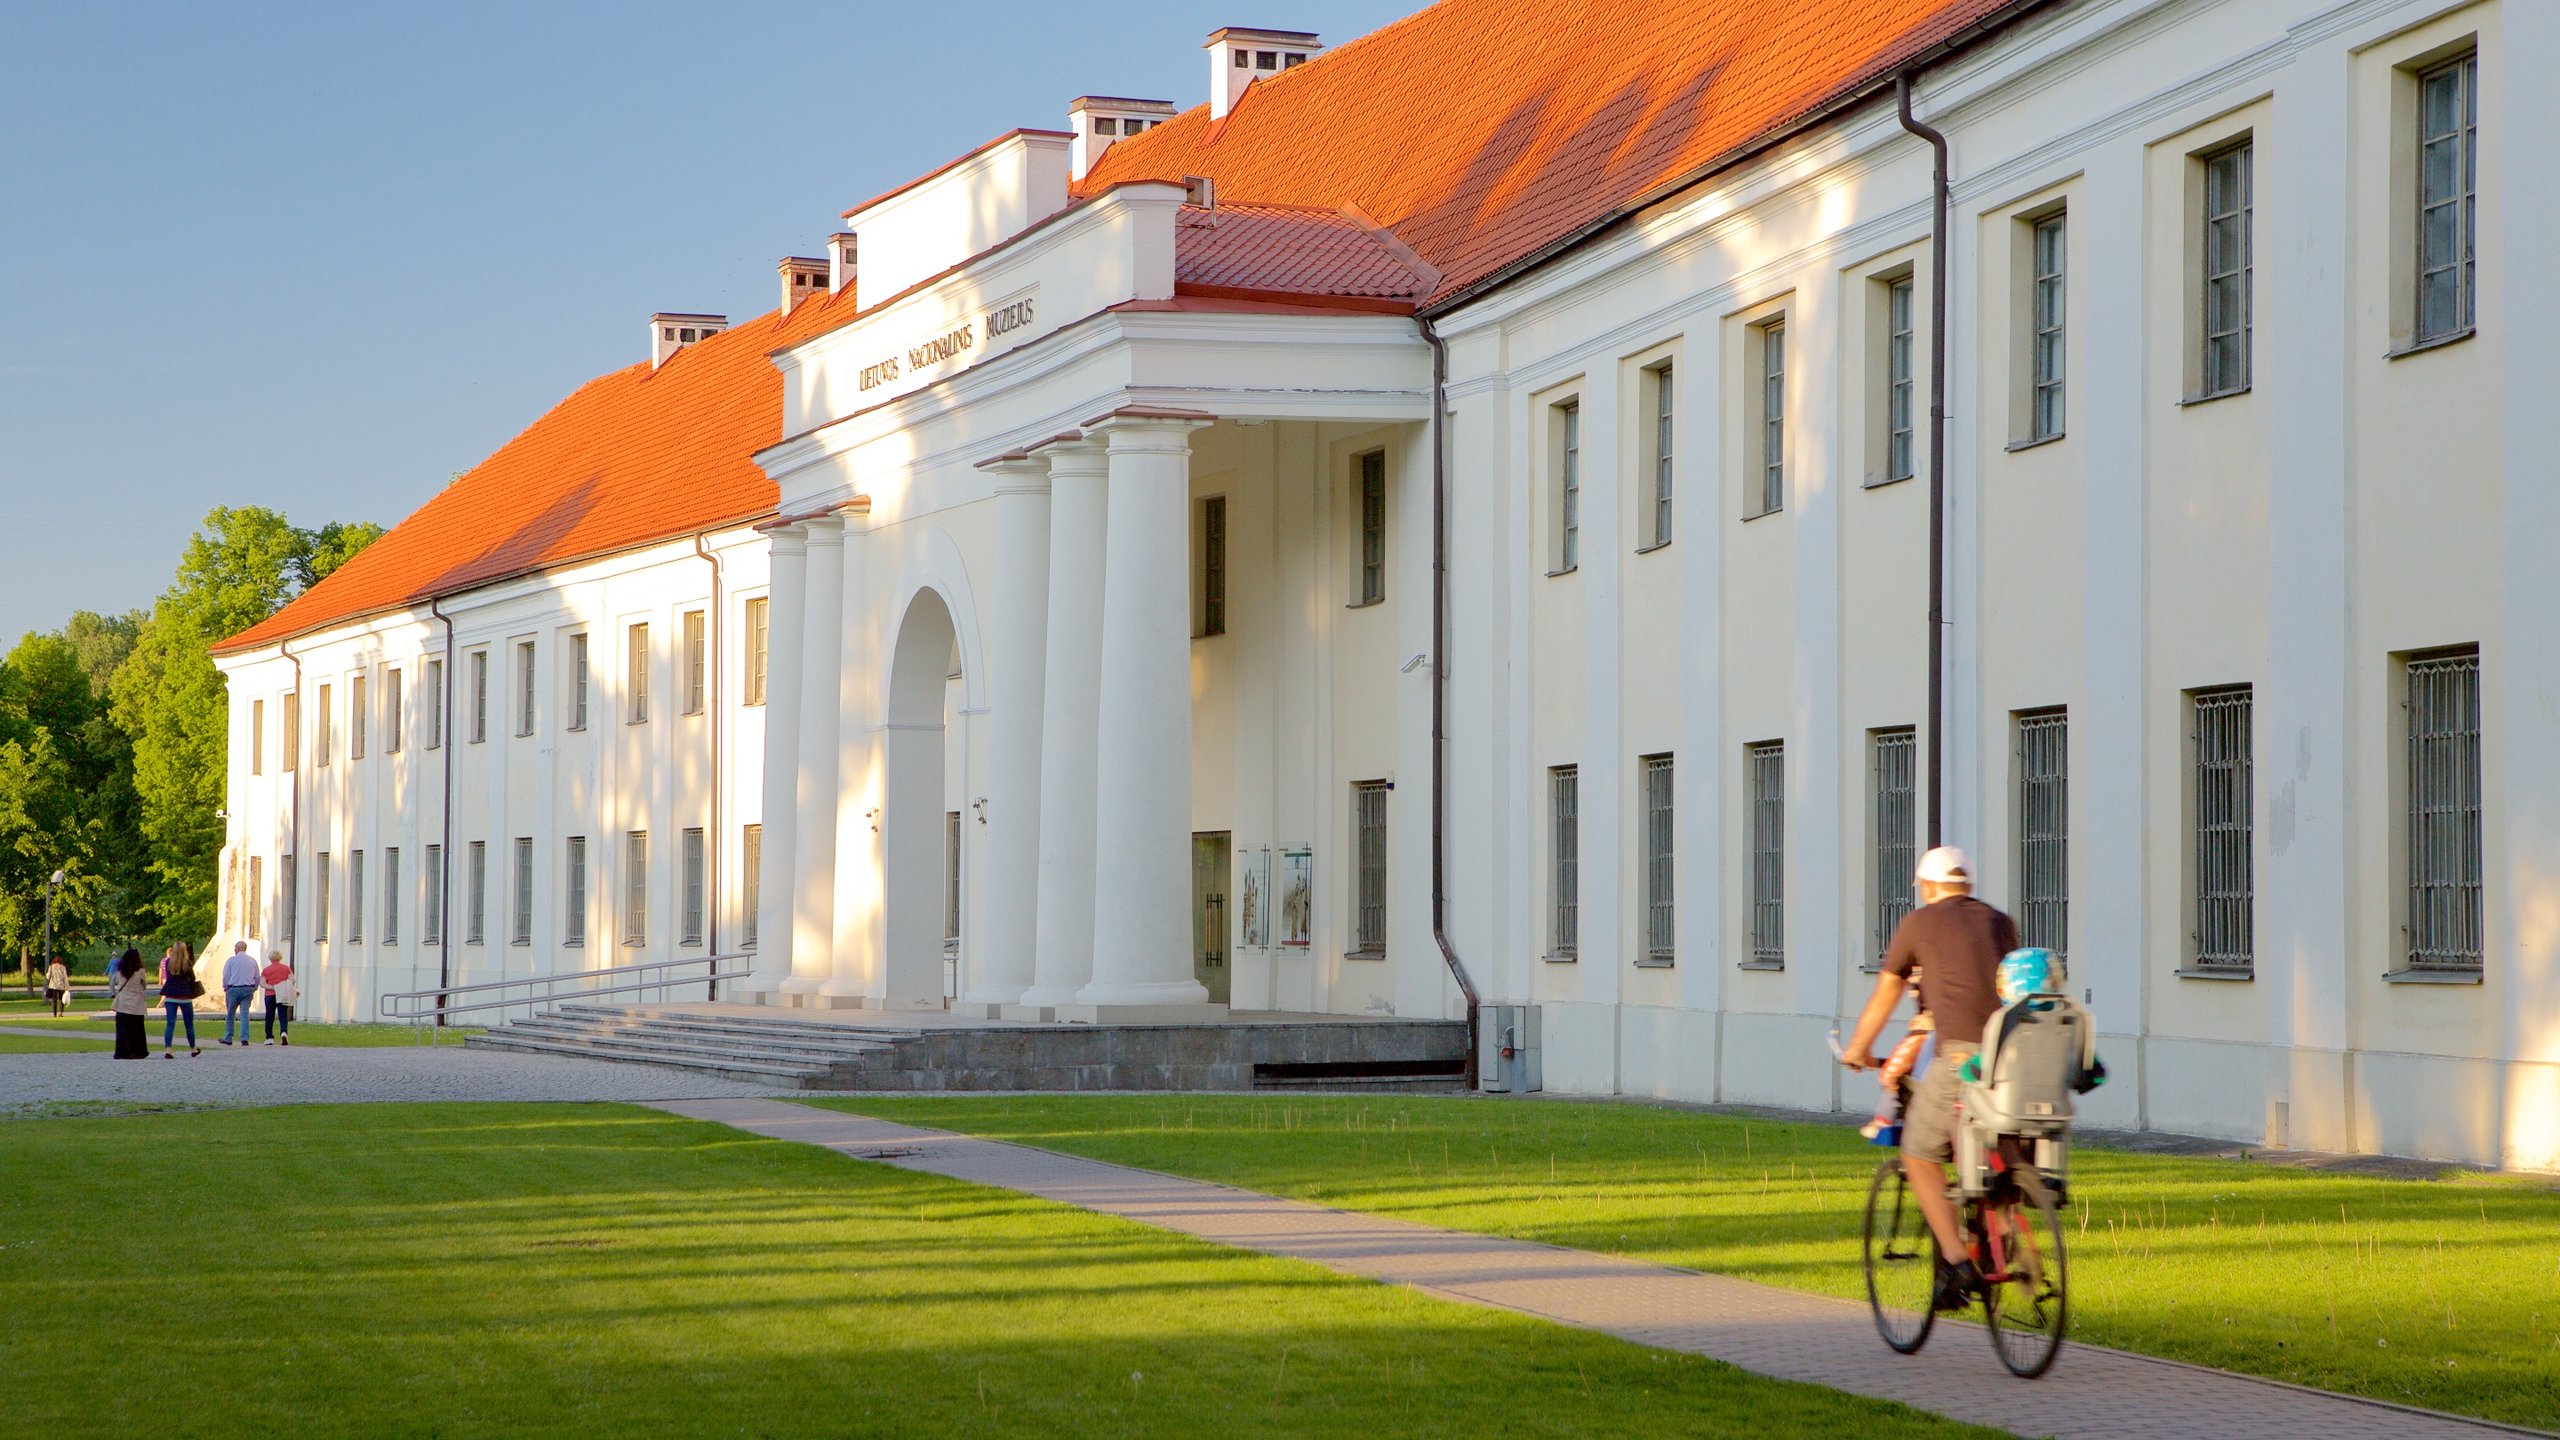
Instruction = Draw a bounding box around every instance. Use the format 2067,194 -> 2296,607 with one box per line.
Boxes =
280,638 -> 304,985
431,598 -> 457,1020
693,530 -> 725,997
1417,316 -> 1483,1087
1897,73 -> 1952,850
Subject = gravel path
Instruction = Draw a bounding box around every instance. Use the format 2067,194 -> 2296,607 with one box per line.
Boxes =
0,1039 -> 791,1109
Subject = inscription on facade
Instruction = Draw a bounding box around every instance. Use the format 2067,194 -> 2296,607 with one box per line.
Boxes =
853,293 -> 1038,393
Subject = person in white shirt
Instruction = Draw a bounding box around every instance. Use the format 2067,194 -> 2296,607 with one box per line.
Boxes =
218,941 -> 262,1048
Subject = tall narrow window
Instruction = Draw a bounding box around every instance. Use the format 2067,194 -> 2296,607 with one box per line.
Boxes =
511,837 -> 534,946
281,854 -> 297,943
1758,320 -> 1787,514
2030,214 -> 2067,441
315,853 -> 332,943
628,624 -> 650,724
1641,754 -> 1675,965
2416,55 -> 2478,343
1747,742 -> 1785,967
348,851 -> 365,943
2190,687 -> 2253,974
382,847 -> 400,945
742,824 -> 763,948
683,609 -> 707,715
468,650 -> 488,744
424,658 -> 444,750
515,641 -> 537,737
1353,781 -> 1388,956
282,692 -> 300,771
744,598 -> 770,706
466,840 -> 488,945
386,668 -> 404,754
1886,278 -> 1916,482
1549,766 -> 1578,957
2404,649 -> 2482,974
1358,451 -> 1386,604
250,699 -> 265,776
682,827 -> 707,946
315,684 -> 333,766
350,674 -> 368,759
2016,710 -> 2070,958
1871,728 -> 1918,965
247,855 -> 263,939
564,836 -> 588,947
1199,495 -> 1229,636
1556,401 -> 1581,571
568,633 -> 589,731
945,813 -> 963,952
623,831 -> 649,944
2200,142 -> 2254,396
422,844 -> 443,945
1644,362 -> 1675,546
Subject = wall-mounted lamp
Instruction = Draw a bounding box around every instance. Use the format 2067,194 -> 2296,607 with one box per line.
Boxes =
1398,653 -> 1429,674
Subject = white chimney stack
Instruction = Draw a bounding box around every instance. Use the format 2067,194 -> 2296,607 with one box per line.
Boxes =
828,231 -> 858,296
1069,95 -> 1177,182
1205,27 -> 1319,121
650,313 -> 726,368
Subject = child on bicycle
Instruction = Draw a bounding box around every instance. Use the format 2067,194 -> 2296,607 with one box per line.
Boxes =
1860,1001 -> 1934,1144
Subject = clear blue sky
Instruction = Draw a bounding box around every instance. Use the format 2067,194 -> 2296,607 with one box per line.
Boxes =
0,0 -> 1421,641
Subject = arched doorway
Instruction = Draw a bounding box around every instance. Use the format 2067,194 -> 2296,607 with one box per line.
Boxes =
881,588 -> 959,1009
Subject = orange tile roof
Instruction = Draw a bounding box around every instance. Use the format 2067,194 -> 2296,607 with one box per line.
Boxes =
216,287 -> 860,655
1172,202 -> 1433,303
1082,0 -> 2039,306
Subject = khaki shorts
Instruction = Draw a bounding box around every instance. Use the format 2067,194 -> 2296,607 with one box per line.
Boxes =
1900,1043 -> 1979,1164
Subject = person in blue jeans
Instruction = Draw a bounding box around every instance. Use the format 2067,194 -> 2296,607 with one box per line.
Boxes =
158,940 -> 203,1057
218,940 -> 262,1046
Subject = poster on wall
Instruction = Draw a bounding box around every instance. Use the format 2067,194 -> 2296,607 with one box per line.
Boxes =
1279,846 -> 1314,949
1238,848 -> 1271,949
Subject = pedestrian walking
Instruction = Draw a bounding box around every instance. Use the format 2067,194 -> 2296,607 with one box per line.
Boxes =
261,952 -> 296,1046
158,940 -> 202,1058
44,954 -> 71,1017
218,940 -> 260,1046
108,949 -> 150,1060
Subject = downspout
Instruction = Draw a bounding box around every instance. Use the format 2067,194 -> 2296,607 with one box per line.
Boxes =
693,530 -> 725,997
1417,316 -> 1483,1087
1897,74 -> 1952,850
280,639 -> 304,983
431,598 -> 457,1021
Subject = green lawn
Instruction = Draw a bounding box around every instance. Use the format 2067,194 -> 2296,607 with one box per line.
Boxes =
806,1094 -> 2560,1428
0,1032 -> 117,1053
0,1103 -> 2003,1440
0,1013 -> 481,1046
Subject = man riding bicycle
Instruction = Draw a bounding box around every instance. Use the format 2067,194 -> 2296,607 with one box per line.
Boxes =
1841,844 -> 2016,1314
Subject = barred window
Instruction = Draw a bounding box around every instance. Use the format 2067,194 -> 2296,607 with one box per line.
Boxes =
741,824 -> 762,948
1757,320 -> 1787,515
623,831 -> 648,945
2200,141 -> 2253,396
468,650 -> 488,744
281,854 -> 297,943
2016,710 -> 2069,959
1353,781 -> 1388,955
315,853 -> 332,942
422,845 -> 443,945
516,641 -> 537,737
2190,687 -> 2253,973
1549,766 -> 1578,956
1885,279 -> 1916,482
465,840 -> 487,945
569,633 -> 589,731
2030,214 -> 2067,441
1871,728 -> 1917,965
2404,649 -> 2482,974
2416,55 -> 2478,343
386,668 -> 404,754
423,659 -> 443,750
684,609 -> 707,715
627,624 -> 650,725
1641,754 -> 1674,965
1555,401 -> 1581,571
945,812 -> 963,948
511,837 -> 534,946
250,699 -> 265,776
1358,453 -> 1386,604
682,827 -> 707,946
744,598 -> 770,706
564,837 -> 587,947
247,855 -> 263,939
1200,495 -> 1229,635
315,683 -> 332,766
349,850 -> 364,944
1747,742 -> 1785,967
350,674 -> 368,759
283,691 -> 300,771
382,847 -> 400,945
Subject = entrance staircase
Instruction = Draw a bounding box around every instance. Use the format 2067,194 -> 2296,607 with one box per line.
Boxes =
468,1004 -> 910,1086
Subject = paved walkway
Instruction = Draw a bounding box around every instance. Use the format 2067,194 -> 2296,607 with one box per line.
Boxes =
0,1032 -> 790,1108
652,1097 -> 2549,1440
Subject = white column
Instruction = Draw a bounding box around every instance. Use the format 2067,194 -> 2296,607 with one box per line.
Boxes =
1064,411 -> 1222,1022
962,453 -> 1051,1014
824,515 -> 877,1007
785,514 -> 845,998
1012,439 -> 1109,1018
742,525 -> 806,999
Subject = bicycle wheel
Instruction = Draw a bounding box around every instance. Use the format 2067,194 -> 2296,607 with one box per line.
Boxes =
1982,1172 -> 2068,1377
1863,1158 -> 1936,1353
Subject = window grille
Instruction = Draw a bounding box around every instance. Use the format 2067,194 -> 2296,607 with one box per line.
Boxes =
1747,742 -> 1785,966
247,855 -> 263,939
387,668 -> 404,754
2016,710 -> 2069,958
516,641 -> 537,736
569,633 -> 589,730
511,837 -> 533,946
1549,766 -> 1579,956
2404,650 -> 2482,973
1886,279 -> 1916,482
2191,688 -> 2253,973
1759,321 -> 1787,514
628,623 -> 650,724
469,651 -> 488,744
1641,754 -> 1675,964
564,837 -> 587,947
682,827 -> 707,946
741,824 -> 762,948
283,692 -> 301,771
349,850 -> 365,943
466,840 -> 487,944
424,660 -> 443,750
1650,362 -> 1675,545
251,699 -> 264,775
1871,729 -> 1917,965
623,831 -> 648,945
1201,495 -> 1229,635
382,847 -> 400,945
744,598 -> 770,706
2031,215 -> 2066,440
1354,781 -> 1389,954
1557,402 -> 1581,570
2201,142 -> 2253,395
351,674 -> 367,759
944,813 -> 962,947
2417,56 -> 2478,343
281,854 -> 297,943
1359,453 -> 1386,603
316,683 -> 332,766
684,610 -> 707,715
422,845 -> 443,945
315,853 -> 331,942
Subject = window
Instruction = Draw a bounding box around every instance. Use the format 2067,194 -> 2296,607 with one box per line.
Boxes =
1871,728 -> 1918,966
628,624 -> 650,724
2029,214 -> 2067,441
349,850 -> 365,943
1358,451 -> 1386,604
515,641 -> 536,737
1755,320 -> 1788,516
1198,496 -> 1228,636
2190,687 -> 2253,974
2016,710 -> 2069,958
2200,142 -> 2254,396
564,836 -> 587,947
684,609 -> 707,715
682,827 -> 706,946
465,840 -> 487,945
1554,400 -> 1581,571
382,847 -> 400,945
1352,781 -> 1388,956
1642,362 -> 1675,547
281,854 -> 297,943
944,813 -> 962,951
742,824 -> 763,949
623,831 -> 648,944
315,853 -> 332,942
422,845 -> 443,945
350,674 -> 367,759
511,837 -> 534,946
1641,754 -> 1674,965
2403,649 -> 2482,974
1885,278 -> 1917,483
424,659 -> 444,750
247,856 -> 263,939
568,633 -> 589,731
315,683 -> 332,766
386,668 -> 404,754
1746,742 -> 1785,967
468,650 -> 488,744
250,699 -> 265,775
282,692 -> 300,771
744,599 -> 769,706
1549,766 -> 1578,957
2416,55 -> 2478,343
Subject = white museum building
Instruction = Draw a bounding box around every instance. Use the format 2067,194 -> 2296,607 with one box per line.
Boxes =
212,0 -> 2559,1170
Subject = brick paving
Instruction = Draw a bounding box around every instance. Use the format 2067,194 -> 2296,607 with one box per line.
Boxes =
651,1097 -> 2550,1440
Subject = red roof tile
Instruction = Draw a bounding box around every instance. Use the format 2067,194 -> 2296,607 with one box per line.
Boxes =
1172,202 -> 1433,301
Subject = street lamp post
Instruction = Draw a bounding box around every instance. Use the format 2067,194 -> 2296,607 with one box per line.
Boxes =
43,869 -> 64,996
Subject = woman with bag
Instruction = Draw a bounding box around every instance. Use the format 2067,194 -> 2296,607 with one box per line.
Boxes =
43,954 -> 71,1017
261,952 -> 297,1045
159,940 -> 203,1058
108,950 -> 150,1060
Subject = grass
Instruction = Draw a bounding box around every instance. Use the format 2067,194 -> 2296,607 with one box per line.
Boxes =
0,1032 -> 119,1054
0,1103 -> 2004,1440
0,1012 -> 481,1046
806,1094 -> 2560,1428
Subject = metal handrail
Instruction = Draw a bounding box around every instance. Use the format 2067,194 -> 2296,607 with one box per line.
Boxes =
378,952 -> 755,1042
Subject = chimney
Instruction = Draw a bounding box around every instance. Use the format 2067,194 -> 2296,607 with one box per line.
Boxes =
828,231 -> 858,296
1205,27 -> 1319,121
1068,95 -> 1177,182
778,257 -> 829,313
650,313 -> 726,368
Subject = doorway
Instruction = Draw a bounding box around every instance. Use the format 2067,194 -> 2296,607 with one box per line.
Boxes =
882,589 -> 959,1010
1192,832 -> 1231,1004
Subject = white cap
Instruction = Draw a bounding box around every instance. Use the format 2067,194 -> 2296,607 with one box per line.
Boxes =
1915,846 -> 1972,884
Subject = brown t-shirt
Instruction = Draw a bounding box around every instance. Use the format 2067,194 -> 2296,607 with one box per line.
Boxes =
1882,895 -> 2018,1048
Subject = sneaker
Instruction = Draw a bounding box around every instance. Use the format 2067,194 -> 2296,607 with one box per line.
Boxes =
1931,1258 -> 1985,1312
280,1035 -> 290,1046
218,1038 -> 232,1046
263,1039 -> 275,1047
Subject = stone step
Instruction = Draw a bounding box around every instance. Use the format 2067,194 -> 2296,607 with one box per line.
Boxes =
555,1004 -> 919,1044
552,1011 -> 916,1049
501,1015 -> 888,1069
466,1030 -> 826,1084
